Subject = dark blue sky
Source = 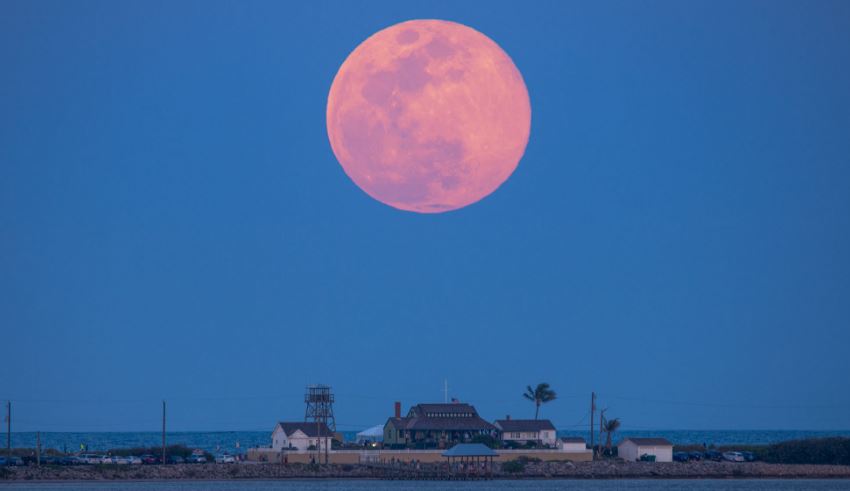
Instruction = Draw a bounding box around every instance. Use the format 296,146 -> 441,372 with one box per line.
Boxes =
2,0 -> 849,433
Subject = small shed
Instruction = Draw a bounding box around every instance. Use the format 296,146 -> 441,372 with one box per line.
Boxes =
442,443 -> 498,478
617,437 -> 673,462
557,436 -> 587,452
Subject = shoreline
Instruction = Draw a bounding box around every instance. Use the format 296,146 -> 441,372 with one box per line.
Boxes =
4,461 -> 850,481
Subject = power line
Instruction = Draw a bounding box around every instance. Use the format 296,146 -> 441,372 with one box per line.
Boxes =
603,394 -> 850,410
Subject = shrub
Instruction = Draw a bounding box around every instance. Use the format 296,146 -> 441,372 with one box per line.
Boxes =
761,438 -> 850,466
502,459 -> 526,473
516,455 -> 541,463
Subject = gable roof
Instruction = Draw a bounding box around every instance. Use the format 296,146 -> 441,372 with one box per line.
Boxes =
412,403 -> 479,417
620,437 -> 672,446
409,417 -> 496,431
494,419 -> 556,432
275,422 -> 332,438
384,402 -> 496,433
386,416 -> 496,432
442,443 -> 499,457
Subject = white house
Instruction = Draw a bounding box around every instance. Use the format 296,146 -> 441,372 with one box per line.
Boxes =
557,436 -> 588,452
493,418 -> 557,446
617,437 -> 673,462
271,422 -> 333,452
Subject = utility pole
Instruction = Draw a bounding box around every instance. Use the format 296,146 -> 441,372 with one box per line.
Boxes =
36,431 -> 41,466
6,401 -> 10,459
589,392 -> 595,460
161,400 -> 166,465
599,408 -> 607,458
444,379 -> 448,403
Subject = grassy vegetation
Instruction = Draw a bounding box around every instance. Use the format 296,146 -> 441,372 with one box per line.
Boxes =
500,455 -> 545,473
501,459 -> 526,473
673,443 -> 767,454
674,438 -> 850,465
761,438 -> 850,466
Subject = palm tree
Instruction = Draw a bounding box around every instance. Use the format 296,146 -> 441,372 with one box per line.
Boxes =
603,417 -> 621,453
522,383 -> 557,420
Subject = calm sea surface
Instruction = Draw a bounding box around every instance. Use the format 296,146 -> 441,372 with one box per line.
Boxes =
7,430 -> 850,455
1,480 -> 849,490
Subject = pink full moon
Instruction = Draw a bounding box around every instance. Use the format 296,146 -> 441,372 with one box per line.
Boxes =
326,20 -> 531,213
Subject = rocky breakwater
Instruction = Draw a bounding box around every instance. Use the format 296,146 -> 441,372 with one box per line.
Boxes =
0,463 -> 377,481
510,460 -> 850,479
4,460 -> 850,480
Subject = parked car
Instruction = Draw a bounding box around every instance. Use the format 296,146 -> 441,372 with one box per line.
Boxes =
81,454 -> 104,465
186,454 -> 207,464
140,454 -> 160,465
704,450 -> 722,461
723,451 -> 745,462
61,456 -> 85,465
0,456 -> 6,466
7,456 -> 25,466
112,456 -> 131,465
215,454 -> 236,464
127,456 -> 143,465
673,452 -> 689,462
42,456 -> 62,465
167,455 -> 185,464
741,451 -> 756,462
688,451 -> 703,461
100,455 -> 115,464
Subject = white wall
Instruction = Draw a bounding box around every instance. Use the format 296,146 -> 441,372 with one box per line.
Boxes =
289,430 -> 332,452
644,445 -> 673,463
617,441 -> 673,462
558,441 -> 587,452
272,427 -> 332,452
540,430 -> 556,446
501,430 -> 557,446
272,426 -> 289,451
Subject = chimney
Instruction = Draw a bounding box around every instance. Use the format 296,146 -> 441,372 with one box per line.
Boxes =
394,401 -> 401,419
506,414 -> 511,420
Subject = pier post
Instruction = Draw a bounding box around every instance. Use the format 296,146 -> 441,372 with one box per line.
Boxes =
5,400 -> 10,458
162,400 -> 166,464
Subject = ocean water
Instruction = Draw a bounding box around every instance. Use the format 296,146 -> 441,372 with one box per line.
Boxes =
5,429 -> 850,455
1,480 -> 849,490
